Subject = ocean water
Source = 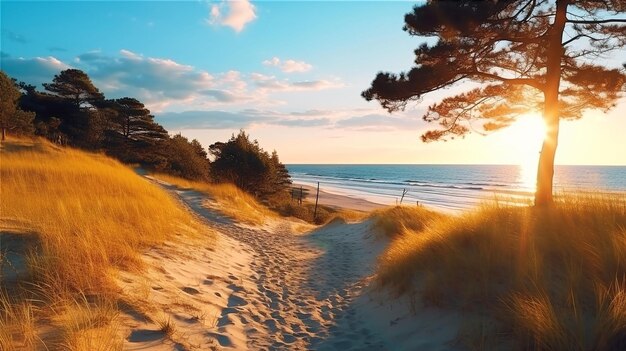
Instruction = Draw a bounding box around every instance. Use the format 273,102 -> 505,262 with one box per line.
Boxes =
287,164 -> 626,212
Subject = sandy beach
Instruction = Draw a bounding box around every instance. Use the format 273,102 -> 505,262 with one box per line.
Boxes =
113,178 -> 460,350
292,183 -> 387,212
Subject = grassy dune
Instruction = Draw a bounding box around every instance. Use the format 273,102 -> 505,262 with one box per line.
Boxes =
0,138 -> 211,349
151,173 -> 277,225
151,173 -> 367,226
376,196 -> 626,350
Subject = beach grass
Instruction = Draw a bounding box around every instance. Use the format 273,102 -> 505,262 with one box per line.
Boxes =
150,173 -> 277,225
377,194 -> 626,349
152,173 -> 369,225
372,205 -> 445,239
0,137 -> 211,348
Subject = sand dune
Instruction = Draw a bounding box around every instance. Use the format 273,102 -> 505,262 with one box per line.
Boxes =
117,179 -> 460,350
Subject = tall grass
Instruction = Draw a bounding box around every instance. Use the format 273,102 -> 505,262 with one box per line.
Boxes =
372,205 -> 445,239
151,173 -> 277,225
377,195 -> 626,349
0,138 -> 210,348
152,173 -> 369,225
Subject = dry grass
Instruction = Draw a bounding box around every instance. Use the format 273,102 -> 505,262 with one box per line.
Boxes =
151,173 -> 277,225
371,205 -> 445,238
56,296 -> 124,351
153,173 -> 373,226
0,137 -> 211,348
377,194 -> 626,349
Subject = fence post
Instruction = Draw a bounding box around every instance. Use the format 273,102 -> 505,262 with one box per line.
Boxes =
313,182 -> 320,220
400,188 -> 408,204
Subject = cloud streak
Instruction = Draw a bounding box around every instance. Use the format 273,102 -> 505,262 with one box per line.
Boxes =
263,57 -> 312,73
2,50 -> 344,114
1,54 -> 71,86
157,108 -> 422,131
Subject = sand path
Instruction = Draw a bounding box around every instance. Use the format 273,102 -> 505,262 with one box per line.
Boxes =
180,188 -> 388,350
120,183 -> 392,350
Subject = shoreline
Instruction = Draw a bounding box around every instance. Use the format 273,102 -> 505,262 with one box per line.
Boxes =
292,183 -> 387,212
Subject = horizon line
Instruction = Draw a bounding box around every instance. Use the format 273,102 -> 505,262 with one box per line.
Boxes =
284,163 -> 626,167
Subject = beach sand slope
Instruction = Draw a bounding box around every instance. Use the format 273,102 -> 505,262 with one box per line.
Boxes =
118,181 -> 462,350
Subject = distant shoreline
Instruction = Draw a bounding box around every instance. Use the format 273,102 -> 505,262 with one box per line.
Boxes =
292,183 -> 387,212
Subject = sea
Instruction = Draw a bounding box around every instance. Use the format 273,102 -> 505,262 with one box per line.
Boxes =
286,164 -> 626,212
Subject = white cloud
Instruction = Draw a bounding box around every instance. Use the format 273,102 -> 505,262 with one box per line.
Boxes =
3,50 -> 343,113
209,0 -> 257,33
263,57 -> 312,73
250,73 -> 342,92
155,108 -> 422,131
0,54 -> 71,86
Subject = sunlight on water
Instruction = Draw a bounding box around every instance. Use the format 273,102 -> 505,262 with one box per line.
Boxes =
509,114 -> 546,191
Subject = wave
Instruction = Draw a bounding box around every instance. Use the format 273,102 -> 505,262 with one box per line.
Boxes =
295,174 -> 488,191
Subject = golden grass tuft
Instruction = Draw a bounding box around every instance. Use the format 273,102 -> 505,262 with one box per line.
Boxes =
0,138 -> 211,348
377,194 -> 626,349
1,139 -> 207,294
56,296 -> 124,351
151,173 -> 277,225
153,173 -> 374,226
371,205 -> 445,238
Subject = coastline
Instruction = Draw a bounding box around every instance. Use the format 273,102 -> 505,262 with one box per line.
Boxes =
292,183 -> 387,212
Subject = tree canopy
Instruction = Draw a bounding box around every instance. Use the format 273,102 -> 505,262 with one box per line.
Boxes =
43,69 -> 104,108
2,68 -> 291,190
363,0 -> 626,205
209,130 -> 292,198
0,71 -> 35,140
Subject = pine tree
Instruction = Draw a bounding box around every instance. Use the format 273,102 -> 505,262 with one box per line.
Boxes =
363,0 -> 626,206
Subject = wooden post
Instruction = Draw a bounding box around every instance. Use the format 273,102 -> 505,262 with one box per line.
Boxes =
313,182 -> 320,220
299,186 -> 303,205
400,188 -> 408,204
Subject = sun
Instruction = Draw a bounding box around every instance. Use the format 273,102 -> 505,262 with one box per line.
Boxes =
503,114 -> 547,190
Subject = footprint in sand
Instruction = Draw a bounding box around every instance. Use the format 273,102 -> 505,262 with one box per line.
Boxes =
282,333 -> 297,343
227,294 -> 248,307
181,286 -> 200,295
206,332 -> 233,347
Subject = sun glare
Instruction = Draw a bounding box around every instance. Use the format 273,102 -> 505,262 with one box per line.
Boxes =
504,114 -> 547,190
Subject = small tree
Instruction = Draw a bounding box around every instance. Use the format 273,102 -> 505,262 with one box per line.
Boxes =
209,131 -> 291,198
0,71 -> 21,141
41,69 -> 105,147
104,97 -> 169,162
0,71 -> 35,140
160,134 -> 211,181
362,0 -> 626,206
43,69 -> 104,108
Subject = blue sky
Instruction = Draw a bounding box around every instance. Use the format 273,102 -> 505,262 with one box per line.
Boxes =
2,1 -> 626,165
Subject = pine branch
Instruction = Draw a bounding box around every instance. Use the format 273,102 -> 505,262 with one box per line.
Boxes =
566,19 -> 626,24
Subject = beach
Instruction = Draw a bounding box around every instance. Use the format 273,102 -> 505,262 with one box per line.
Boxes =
114,177 -> 450,350
292,183 -> 387,212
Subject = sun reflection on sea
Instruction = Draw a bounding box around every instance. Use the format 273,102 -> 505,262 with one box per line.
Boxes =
507,114 -> 546,192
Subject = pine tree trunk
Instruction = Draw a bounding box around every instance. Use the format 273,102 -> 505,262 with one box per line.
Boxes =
1,127 -> 5,141
535,0 -> 568,207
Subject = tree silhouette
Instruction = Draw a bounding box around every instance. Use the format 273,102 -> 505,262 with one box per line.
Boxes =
42,69 -> 106,147
362,0 -> 626,206
210,130 -> 291,198
161,134 -> 211,181
110,97 -> 168,142
99,97 -> 169,163
0,71 -> 35,140
43,69 -> 104,108
0,71 -> 21,141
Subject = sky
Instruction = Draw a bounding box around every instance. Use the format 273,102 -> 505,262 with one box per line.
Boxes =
1,0 -> 625,166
